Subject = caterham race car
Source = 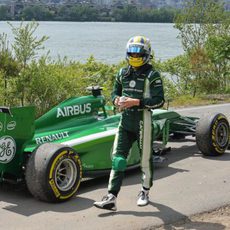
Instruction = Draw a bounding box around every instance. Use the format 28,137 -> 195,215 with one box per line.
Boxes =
0,87 -> 229,202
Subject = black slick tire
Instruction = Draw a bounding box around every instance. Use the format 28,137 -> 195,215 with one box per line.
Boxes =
196,113 -> 229,156
25,143 -> 82,202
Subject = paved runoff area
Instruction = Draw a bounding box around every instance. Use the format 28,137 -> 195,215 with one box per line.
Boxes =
0,103 -> 229,230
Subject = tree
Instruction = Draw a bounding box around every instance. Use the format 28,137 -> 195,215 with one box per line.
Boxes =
174,0 -> 229,96
112,6 -> 178,22
112,5 -> 139,22
9,21 -> 49,68
20,5 -> 54,21
0,33 -> 19,105
55,6 -> 72,21
161,54 -> 192,95
0,6 -> 11,20
205,32 -> 230,93
175,0 -> 227,51
68,5 -> 99,21
8,21 -> 49,105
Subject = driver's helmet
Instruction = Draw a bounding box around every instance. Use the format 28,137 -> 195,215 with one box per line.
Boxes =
126,36 -> 151,68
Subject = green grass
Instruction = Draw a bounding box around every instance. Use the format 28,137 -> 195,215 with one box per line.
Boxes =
169,94 -> 230,108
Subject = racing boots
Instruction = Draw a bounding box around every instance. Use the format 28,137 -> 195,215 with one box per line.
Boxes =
137,189 -> 149,206
94,193 -> 117,211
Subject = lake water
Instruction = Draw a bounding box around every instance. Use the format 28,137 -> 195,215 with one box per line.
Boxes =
0,21 -> 184,63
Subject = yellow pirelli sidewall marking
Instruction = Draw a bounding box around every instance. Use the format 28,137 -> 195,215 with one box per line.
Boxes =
211,118 -> 224,153
217,115 -> 225,121
49,179 -> 61,198
48,150 -> 68,198
216,115 -> 230,145
59,178 -> 81,200
49,149 -> 82,200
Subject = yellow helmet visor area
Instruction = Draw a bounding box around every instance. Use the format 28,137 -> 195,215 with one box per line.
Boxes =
126,36 -> 151,68
128,56 -> 144,67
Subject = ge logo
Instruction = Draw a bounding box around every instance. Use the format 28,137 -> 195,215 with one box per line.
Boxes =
0,136 -> 16,164
129,80 -> 136,88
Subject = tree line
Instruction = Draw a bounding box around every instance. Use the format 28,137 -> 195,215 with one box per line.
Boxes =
0,4 -> 179,22
0,0 -> 229,117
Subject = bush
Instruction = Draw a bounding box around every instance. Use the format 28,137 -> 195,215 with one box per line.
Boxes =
0,20 -> 229,118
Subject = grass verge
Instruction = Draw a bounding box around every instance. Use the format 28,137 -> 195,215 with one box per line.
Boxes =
168,94 -> 230,108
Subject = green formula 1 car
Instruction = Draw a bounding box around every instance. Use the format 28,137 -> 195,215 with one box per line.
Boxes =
0,87 -> 229,202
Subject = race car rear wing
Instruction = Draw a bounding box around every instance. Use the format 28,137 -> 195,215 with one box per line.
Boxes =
0,106 -> 35,182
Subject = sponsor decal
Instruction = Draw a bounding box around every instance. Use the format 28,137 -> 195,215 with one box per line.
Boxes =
155,79 -> 162,84
153,79 -> 162,87
129,80 -> 136,88
7,121 -> 16,131
124,88 -> 143,93
82,163 -> 94,169
137,78 -> 144,81
0,122 -> 3,131
57,103 -> 92,118
139,120 -> 144,150
35,131 -> 69,144
0,136 -> 16,164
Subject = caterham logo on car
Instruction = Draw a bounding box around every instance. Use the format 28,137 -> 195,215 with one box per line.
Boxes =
0,136 -> 16,164
56,103 -> 92,118
7,121 -> 16,131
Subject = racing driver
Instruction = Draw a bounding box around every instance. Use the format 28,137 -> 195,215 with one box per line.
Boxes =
94,35 -> 165,211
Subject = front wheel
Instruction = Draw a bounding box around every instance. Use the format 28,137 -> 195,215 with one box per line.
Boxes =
196,113 -> 229,156
25,143 -> 82,202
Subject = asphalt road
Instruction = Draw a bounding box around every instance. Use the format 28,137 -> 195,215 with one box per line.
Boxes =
0,103 -> 229,230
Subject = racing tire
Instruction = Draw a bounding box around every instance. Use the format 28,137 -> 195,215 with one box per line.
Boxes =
196,113 -> 229,156
25,143 -> 82,202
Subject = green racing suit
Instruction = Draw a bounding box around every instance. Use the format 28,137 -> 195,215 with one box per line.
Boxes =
108,63 -> 165,196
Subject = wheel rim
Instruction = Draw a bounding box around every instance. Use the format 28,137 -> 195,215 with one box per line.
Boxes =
54,158 -> 77,192
216,122 -> 229,148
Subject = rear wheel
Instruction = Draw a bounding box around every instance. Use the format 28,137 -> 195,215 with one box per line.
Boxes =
25,143 -> 82,202
196,113 -> 229,156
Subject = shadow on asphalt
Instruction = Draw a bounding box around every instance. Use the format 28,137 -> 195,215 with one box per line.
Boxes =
98,202 -> 187,219
0,182 -> 94,216
0,138 -> 229,218
98,202 -> 225,230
